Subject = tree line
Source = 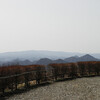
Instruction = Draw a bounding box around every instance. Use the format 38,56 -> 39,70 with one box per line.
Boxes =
0,61 -> 100,95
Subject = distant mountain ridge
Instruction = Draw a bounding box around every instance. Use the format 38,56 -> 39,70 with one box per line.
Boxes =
0,50 -> 100,63
1,54 -> 99,66
64,54 -> 99,63
35,54 -> 99,65
0,50 -> 84,62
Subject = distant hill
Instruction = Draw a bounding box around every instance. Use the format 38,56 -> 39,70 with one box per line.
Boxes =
0,50 -> 100,65
2,59 -> 33,66
79,54 -> 98,61
64,56 -> 79,62
64,54 -> 98,63
35,58 -> 53,65
1,54 -> 99,66
53,59 -> 66,64
0,50 -> 84,62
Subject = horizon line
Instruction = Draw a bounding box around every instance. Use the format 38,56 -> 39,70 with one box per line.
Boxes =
0,49 -> 100,54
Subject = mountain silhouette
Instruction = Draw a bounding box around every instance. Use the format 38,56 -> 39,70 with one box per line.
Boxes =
0,54 -> 100,66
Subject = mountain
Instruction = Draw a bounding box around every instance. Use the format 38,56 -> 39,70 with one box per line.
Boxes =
64,54 -> 99,63
19,60 -> 33,65
64,56 -> 79,62
2,59 -> 33,66
35,58 -> 53,65
79,54 -> 98,61
0,50 -> 100,65
30,54 -> 99,65
1,54 -> 99,66
53,59 -> 66,64
0,50 -> 84,62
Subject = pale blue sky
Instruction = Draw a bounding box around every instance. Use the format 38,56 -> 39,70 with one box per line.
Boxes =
0,0 -> 100,53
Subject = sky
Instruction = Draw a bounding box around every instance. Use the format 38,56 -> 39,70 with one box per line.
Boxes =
0,0 -> 100,53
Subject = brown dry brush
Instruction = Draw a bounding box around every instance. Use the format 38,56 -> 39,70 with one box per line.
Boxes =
0,65 -> 46,93
0,61 -> 100,94
49,63 -> 78,80
77,61 -> 100,76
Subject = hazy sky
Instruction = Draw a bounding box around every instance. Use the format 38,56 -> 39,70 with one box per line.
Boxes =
0,0 -> 100,53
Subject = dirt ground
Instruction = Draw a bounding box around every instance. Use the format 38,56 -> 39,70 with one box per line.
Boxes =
6,77 -> 100,100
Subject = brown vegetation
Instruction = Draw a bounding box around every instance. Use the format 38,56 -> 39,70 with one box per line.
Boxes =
0,61 -> 100,95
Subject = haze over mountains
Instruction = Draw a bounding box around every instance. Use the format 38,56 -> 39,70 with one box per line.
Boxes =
0,50 -> 100,66
0,50 -> 84,62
